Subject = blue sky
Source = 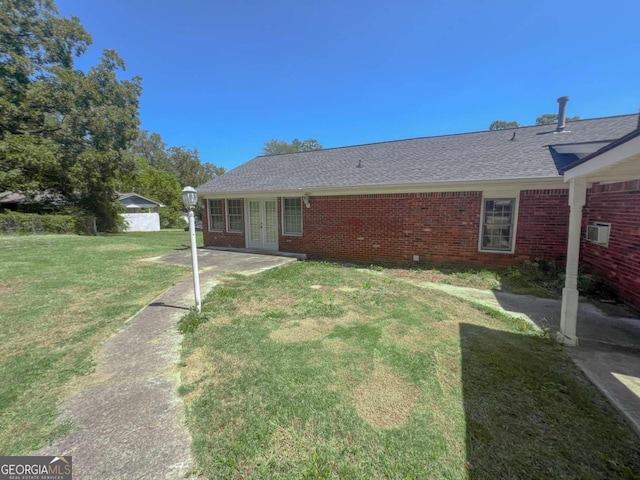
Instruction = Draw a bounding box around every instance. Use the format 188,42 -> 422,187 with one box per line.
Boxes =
56,0 -> 640,171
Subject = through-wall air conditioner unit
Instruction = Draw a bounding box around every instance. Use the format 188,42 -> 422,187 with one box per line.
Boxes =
586,223 -> 610,245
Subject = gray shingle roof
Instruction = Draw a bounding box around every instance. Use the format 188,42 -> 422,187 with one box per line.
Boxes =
117,192 -> 164,208
198,114 -> 639,194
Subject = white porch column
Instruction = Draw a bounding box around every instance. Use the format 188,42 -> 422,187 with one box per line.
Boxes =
557,178 -> 587,346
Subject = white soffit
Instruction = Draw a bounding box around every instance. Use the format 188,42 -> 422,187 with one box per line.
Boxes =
564,134 -> 640,182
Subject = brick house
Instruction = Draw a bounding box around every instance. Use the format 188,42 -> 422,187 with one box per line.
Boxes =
197,99 -> 640,323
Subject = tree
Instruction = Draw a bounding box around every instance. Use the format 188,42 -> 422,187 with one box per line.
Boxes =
132,130 -> 172,172
0,0 -> 142,231
167,146 -> 224,188
127,133 -> 225,220
535,113 -> 581,125
262,138 -> 323,155
120,159 -> 183,228
489,120 -> 520,131
489,113 -> 582,131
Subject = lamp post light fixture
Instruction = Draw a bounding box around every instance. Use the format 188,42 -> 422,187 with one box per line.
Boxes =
182,186 -> 201,312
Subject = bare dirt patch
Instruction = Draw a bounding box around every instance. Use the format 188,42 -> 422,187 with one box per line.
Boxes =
352,362 -> 419,429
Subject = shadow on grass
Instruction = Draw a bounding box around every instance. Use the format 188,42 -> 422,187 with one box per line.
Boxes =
460,323 -> 640,479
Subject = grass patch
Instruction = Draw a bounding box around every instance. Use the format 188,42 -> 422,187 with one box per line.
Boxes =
385,259 -> 577,299
180,261 -> 640,479
0,231 -> 197,454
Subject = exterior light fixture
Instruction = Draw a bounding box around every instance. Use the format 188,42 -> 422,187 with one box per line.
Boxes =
302,194 -> 311,208
182,186 -> 201,312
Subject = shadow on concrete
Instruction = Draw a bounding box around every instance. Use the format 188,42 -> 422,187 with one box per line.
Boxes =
148,301 -> 190,311
459,323 -> 640,478
492,290 -> 640,350
567,341 -> 640,436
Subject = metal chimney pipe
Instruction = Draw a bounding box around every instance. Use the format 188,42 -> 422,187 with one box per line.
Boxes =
556,96 -> 569,132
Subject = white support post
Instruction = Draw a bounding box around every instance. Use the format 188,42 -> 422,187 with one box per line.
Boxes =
188,209 -> 202,313
557,178 -> 587,346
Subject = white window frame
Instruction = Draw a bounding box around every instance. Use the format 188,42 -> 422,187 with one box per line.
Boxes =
208,199 -> 224,232
281,197 -> 303,236
226,199 -> 243,233
478,196 -> 519,254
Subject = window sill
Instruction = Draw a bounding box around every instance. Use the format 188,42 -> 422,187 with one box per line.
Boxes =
478,248 -> 515,254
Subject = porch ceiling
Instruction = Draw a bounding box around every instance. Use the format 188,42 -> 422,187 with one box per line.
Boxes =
584,154 -> 640,184
564,130 -> 640,183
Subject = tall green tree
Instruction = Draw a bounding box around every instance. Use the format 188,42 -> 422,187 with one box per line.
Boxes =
263,138 -> 323,155
0,0 -> 141,231
132,130 -> 172,172
168,146 -> 224,188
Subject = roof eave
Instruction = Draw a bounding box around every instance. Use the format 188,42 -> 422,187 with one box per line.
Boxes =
197,176 -> 565,198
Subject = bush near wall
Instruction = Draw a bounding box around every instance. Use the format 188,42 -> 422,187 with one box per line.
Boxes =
0,212 -> 90,235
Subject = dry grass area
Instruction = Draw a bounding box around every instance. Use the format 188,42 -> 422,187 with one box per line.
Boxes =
382,265 -> 502,290
0,231 -> 192,454
180,261 -> 640,479
351,361 -> 419,429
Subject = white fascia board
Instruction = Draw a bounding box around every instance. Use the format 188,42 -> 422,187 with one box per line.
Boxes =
552,142 -> 611,155
564,135 -> 640,181
197,177 -> 566,199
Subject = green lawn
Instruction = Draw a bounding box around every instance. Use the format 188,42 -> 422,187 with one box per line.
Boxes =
0,230 -> 196,454
180,262 -> 640,479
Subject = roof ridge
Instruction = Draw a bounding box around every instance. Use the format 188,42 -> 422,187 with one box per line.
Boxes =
257,113 -> 638,158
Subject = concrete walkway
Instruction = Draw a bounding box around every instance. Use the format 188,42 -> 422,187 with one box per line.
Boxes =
423,282 -> 640,436
36,248 -> 296,479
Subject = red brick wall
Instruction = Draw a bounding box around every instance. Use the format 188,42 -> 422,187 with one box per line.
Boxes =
517,189 -> 570,261
581,180 -> 640,307
200,187 -> 640,307
201,199 -> 246,248
278,190 -> 570,267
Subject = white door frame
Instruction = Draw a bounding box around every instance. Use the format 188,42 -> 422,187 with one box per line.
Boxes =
245,198 -> 279,251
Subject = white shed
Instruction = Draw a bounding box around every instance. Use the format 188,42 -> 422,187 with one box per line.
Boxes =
118,193 -> 164,232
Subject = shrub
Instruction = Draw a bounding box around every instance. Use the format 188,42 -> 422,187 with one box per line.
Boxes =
502,259 -> 595,297
502,259 -> 564,296
0,212 -> 87,235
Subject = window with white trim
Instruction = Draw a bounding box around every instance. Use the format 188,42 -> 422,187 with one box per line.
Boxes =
282,197 -> 302,235
480,198 -> 516,252
226,199 -> 243,232
208,199 -> 223,231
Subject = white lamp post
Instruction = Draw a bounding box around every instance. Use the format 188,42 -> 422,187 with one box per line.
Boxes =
182,186 -> 201,312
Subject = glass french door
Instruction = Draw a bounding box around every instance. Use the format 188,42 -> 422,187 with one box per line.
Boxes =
246,199 -> 278,250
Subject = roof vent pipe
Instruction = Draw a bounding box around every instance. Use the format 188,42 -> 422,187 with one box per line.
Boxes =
556,96 -> 569,132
